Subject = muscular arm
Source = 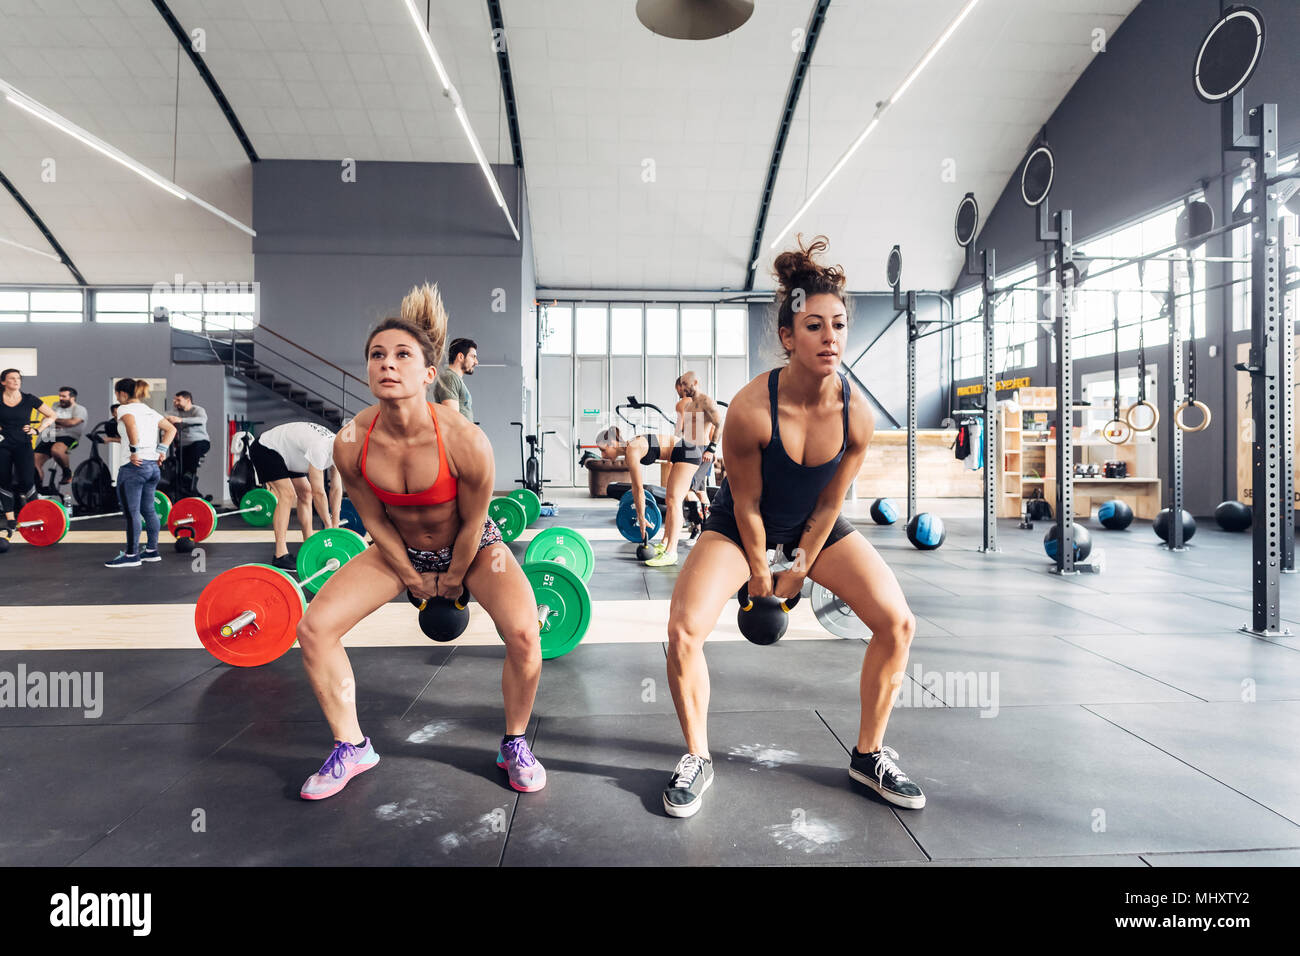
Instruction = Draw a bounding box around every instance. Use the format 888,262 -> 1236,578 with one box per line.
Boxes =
721,382 -> 772,580
446,422 -> 494,589
624,438 -> 648,532
34,403 -> 56,433
787,387 -> 873,580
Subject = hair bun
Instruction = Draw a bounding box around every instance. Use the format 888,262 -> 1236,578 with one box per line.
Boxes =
773,234 -> 845,294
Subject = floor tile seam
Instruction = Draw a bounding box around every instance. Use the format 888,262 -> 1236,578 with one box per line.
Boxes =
61,721 -> 255,867
1078,704 -> 1300,828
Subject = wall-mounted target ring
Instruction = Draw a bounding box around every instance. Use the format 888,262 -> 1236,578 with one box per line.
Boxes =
886,245 -> 902,288
1020,144 -> 1055,207
1193,5 -> 1265,103
954,193 -> 979,248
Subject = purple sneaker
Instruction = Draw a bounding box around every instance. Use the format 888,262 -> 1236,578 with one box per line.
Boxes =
496,736 -> 546,793
300,738 -> 380,800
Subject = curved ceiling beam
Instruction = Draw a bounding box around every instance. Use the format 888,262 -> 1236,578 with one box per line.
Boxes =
0,168 -> 87,285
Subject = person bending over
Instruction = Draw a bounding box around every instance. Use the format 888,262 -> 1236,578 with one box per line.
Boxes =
660,235 -> 923,818
248,420 -> 343,571
295,284 -> 545,800
596,421 -> 705,567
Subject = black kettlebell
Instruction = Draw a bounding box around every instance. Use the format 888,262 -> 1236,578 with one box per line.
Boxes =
736,586 -> 800,645
408,589 -> 470,642
175,535 -> 195,553
635,533 -> 658,561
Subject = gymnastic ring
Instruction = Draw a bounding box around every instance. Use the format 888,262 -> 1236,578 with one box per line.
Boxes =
1175,400 -> 1212,433
1124,401 -> 1159,432
1102,419 -> 1133,445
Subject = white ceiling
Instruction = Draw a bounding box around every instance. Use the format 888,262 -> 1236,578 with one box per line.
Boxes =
0,0 -> 1140,290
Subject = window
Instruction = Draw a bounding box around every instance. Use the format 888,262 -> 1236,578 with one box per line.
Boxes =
1232,153 -> 1299,332
575,306 -> 607,354
29,290 -> 82,323
202,291 -> 258,332
681,307 -> 712,354
646,306 -> 677,354
0,290 -> 27,323
540,304 -> 573,355
715,306 -> 746,355
95,291 -> 150,324
610,306 -> 642,355
953,285 -> 983,380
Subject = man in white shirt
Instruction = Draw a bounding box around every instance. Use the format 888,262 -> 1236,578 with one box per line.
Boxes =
248,420 -> 343,570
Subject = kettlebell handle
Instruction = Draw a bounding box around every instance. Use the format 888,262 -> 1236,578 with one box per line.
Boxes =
407,589 -> 471,612
736,585 -> 801,613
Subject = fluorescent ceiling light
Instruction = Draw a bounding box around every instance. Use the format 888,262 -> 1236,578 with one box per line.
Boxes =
400,0 -> 520,242
763,0 -> 981,257
0,234 -> 61,261
0,78 -> 255,237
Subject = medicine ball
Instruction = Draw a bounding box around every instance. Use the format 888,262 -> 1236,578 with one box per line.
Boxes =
1214,500 -> 1252,532
1097,499 -> 1134,531
1154,508 -> 1197,542
869,497 -> 900,525
1043,522 -> 1093,561
906,513 -> 946,550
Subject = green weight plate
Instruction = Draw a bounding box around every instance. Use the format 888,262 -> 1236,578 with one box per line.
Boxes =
239,487 -> 277,527
488,495 -> 527,543
507,488 -> 541,526
524,527 -> 594,583
522,560 -> 592,659
296,527 -> 367,594
154,490 -> 172,522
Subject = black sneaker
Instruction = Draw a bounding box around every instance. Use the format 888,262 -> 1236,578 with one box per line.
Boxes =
140,548 -> 162,563
663,753 -> 713,818
273,552 -> 296,571
849,745 -> 926,809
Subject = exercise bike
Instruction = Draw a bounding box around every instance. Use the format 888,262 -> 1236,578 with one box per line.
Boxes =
511,422 -> 554,498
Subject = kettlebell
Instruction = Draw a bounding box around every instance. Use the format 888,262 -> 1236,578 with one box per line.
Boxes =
736,586 -> 801,645
408,589 -> 471,642
636,534 -> 657,561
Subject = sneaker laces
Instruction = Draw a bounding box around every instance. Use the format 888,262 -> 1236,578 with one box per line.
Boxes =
318,741 -> 358,779
504,737 -> 536,767
671,753 -> 704,788
873,745 -> 911,785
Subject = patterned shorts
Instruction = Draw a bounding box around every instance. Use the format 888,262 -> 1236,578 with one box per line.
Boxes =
406,519 -> 502,574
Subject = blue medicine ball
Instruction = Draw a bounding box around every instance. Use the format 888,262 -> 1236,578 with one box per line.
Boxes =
1044,523 -> 1093,561
1097,499 -> 1134,530
906,513 -> 946,550
870,498 -> 900,525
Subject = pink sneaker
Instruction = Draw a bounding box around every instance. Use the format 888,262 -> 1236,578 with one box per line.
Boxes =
496,736 -> 546,793
300,738 -> 380,800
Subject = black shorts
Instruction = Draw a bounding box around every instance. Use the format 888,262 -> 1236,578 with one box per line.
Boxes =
36,438 -> 78,454
703,507 -> 858,557
639,435 -> 702,467
249,439 -> 305,483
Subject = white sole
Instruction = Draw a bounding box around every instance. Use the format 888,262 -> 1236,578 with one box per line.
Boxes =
849,767 -> 926,809
663,770 -> 713,818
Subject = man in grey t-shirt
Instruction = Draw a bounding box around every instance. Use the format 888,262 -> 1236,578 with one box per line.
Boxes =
433,337 -> 477,422
35,386 -> 86,487
165,391 -> 209,496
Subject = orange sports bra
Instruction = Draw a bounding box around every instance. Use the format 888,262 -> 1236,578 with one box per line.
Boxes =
360,402 -> 457,506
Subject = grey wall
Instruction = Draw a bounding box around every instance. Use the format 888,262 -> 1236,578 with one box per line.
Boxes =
0,322 -> 227,502
952,0 -> 1300,515
747,292 -> 950,428
252,160 -> 530,489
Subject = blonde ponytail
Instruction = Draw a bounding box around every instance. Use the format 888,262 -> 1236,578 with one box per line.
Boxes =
366,281 -> 450,368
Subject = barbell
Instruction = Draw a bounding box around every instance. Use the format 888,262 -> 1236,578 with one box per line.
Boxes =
168,487 -> 277,549
12,492 -> 172,547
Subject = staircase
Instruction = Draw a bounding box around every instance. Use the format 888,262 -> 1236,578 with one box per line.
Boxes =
172,323 -> 369,425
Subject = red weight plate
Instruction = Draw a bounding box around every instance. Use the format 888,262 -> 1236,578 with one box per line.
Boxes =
17,498 -> 68,547
169,496 -> 217,543
194,565 -> 305,666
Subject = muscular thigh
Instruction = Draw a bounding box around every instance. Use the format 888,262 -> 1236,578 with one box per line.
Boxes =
808,531 -> 910,633
302,545 -> 405,637
463,541 -> 539,634
668,531 -> 751,636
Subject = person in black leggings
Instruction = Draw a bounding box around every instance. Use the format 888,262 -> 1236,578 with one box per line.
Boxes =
0,369 -> 57,539
659,236 -> 922,819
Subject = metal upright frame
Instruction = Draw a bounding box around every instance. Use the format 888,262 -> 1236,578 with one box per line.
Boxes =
888,245 -> 920,522
1165,259 -> 1187,550
956,210 -> 999,552
1037,201 -> 1077,574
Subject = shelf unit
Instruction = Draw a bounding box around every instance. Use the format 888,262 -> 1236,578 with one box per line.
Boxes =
998,392 -> 1162,520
